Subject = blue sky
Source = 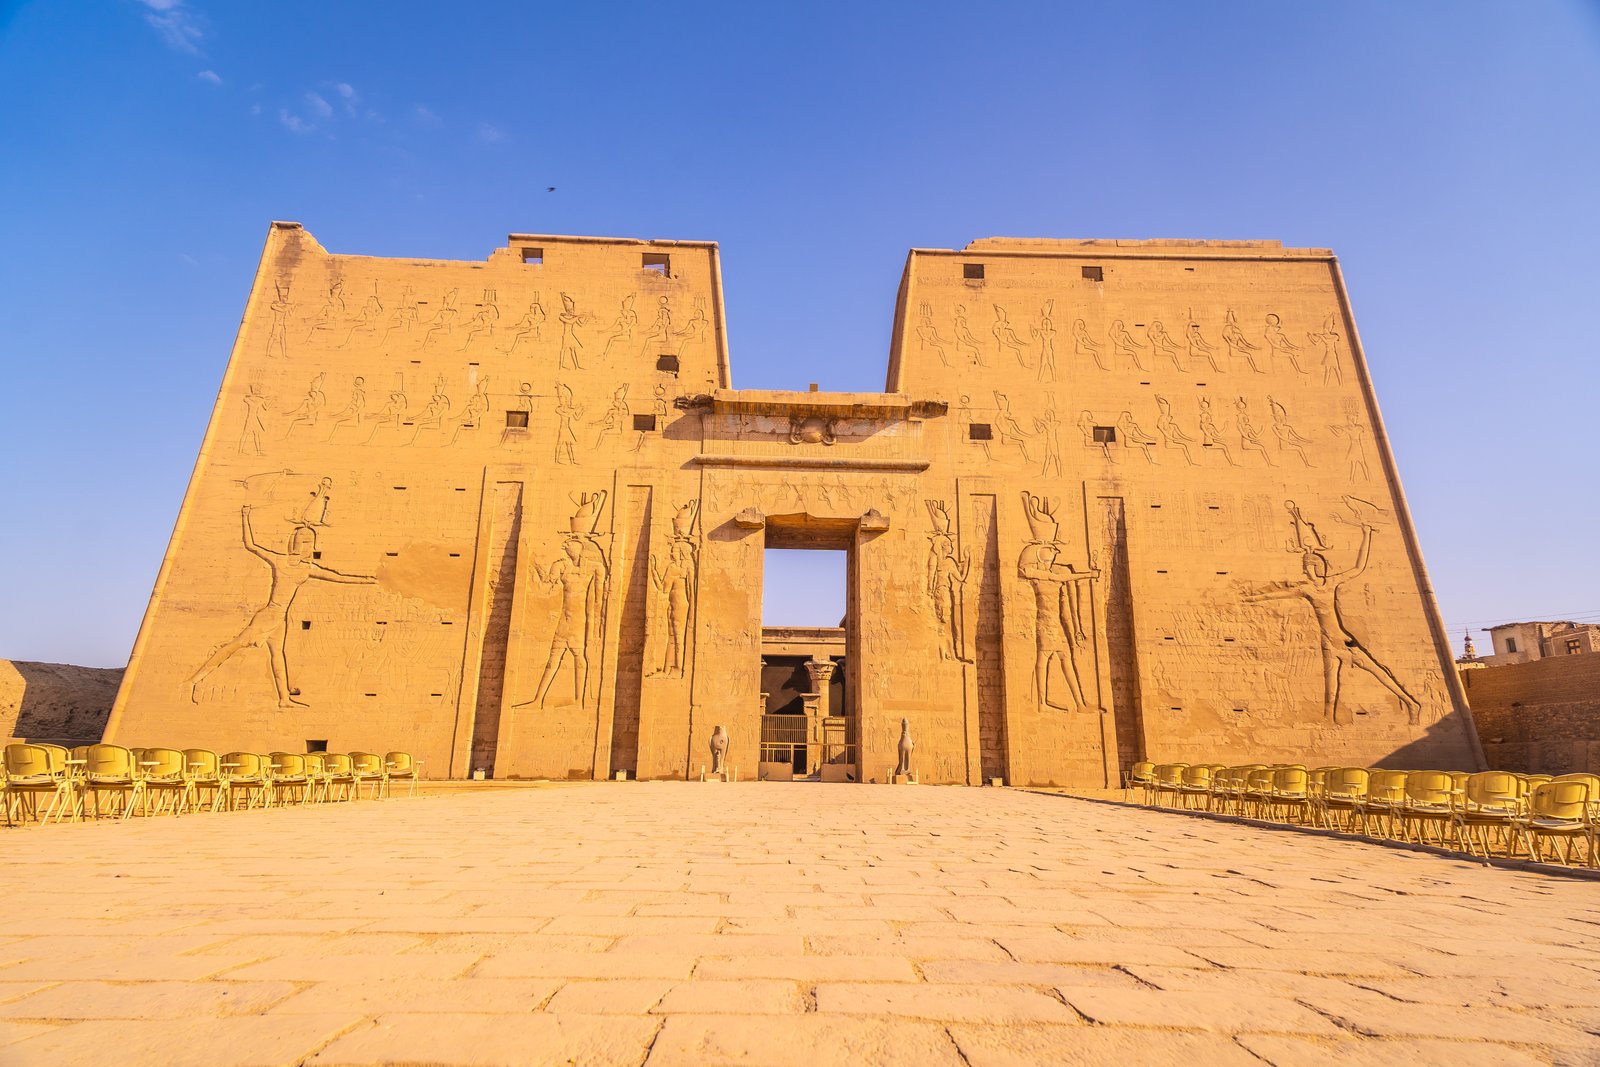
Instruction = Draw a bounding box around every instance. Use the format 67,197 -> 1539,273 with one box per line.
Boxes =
1,1 -> 1598,664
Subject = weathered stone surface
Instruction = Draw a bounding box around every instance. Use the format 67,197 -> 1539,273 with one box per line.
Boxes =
105,227 -> 1482,785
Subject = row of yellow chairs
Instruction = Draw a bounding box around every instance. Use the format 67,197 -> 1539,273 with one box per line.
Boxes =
2,743 -> 422,826
1126,762 -> 1598,869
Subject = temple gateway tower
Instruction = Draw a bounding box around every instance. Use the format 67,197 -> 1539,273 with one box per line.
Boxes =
105,225 -> 1484,785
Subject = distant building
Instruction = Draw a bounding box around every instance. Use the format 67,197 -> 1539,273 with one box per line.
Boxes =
1455,631 -> 1486,671
1478,621 -> 1600,667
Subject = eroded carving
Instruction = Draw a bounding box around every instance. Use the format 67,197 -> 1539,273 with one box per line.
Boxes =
1018,493 -> 1099,711
650,501 -> 699,678
526,491 -> 611,709
925,500 -> 971,662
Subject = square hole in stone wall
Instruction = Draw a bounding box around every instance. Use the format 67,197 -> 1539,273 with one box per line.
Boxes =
642,252 -> 671,276
505,410 -> 529,428
1093,425 -> 1116,443
1082,265 -> 1103,281
633,414 -> 658,431
521,247 -> 543,264
963,263 -> 985,280
969,423 -> 993,441
656,354 -> 680,374
306,740 -> 328,752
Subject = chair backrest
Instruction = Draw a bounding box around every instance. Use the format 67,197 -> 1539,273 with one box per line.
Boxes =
1465,770 -> 1520,808
270,752 -> 307,778
71,745 -> 92,760
37,744 -> 70,773
1326,767 -> 1369,797
386,751 -> 416,775
1182,764 -> 1212,787
4,743 -> 57,778
143,747 -> 186,779
184,749 -> 220,777
1553,772 -> 1600,796
305,752 -> 329,776
1245,767 -> 1275,791
1530,780 -> 1590,822
1369,769 -> 1409,802
84,744 -> 135,779
1130,761 -> 1155,783
324,752 -> 353,775
350,752 -> 384,775
1273,766 -> 1309,794
223,751 -> 263,778
1405,770 -> 1453,806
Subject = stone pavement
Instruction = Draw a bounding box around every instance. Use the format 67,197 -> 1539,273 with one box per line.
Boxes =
1,783 -> 1597,1067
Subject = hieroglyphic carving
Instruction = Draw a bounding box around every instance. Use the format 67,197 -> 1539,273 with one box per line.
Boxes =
505,294 -> 546,354
916,301 -> 952,367
421,289 -> 460,349
673,298 -> 710,356
1075,318 -> 1108,370
1308,313 -> 1345,386
1264,313 -> 1307,374
266,280 -> 291,358
408,376 -> 451,443
1328,401 -> 1372,481
525,491 -> 611,709
339,284 -> 384,348
188,504 -> 376,707
1268,396 -> 1314,467
282,374 -> 328,438
1242,498 -> 1420,726
953,305 -> 986,365
992,305 -> 1029,367
993,392 -> 1033,462
448,375 -> 490,445
557,293 -> 588,369
238,384 -> 270,455
638,296 -> 672,356
1186,317 -> 1222,372
1031,300 -> 1057,382
1079,410 -> 1115,462
1154,395 -> 1198,466
1018,492 -> 1099,711
460,290 -> 500,349
632,385 -> 668,451
600,294 -> 637,359
924,500 -> 971,662
379,285 -> 418,346
1035,401 -> 1064,478
1223,309 -> 1263,372
593,385 -> 631,449
500,382 -> 536,446
1109,319 -> 1148,372
326,376 -> 367,439
553,382 -> 582,465
1197,396 -> 1238,466
650,501 -> 699,678
1149,320 -> 1184,371
789,416 -> 837,446
1116,410 -> 1157,464
297,477 -> 333,526
1235,397 -> 1274,466
365,379 -> 408,443
304,279 -> 345,343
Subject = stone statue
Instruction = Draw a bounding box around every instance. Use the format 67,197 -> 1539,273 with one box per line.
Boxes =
896,718 -> 914,777
709,724 -> 728,775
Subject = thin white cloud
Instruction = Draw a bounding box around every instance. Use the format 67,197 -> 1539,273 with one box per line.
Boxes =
139,0 -> 204,55
303,91 -> 333,120
413,104 -> 441,126
477,122 -> 505,144
333,82 -> 362,116
197,69 -> 221,85
278,109 -> 313,135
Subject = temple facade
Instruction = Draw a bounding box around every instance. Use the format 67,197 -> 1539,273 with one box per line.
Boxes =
104,225 -> 1484,785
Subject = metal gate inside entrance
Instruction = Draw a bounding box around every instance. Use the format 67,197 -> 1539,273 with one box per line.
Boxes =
759,714 -> 855,781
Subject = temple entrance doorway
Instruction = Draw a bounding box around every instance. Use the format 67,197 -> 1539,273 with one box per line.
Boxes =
758,525 -> 857,781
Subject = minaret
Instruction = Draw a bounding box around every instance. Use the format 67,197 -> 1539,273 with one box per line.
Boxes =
1461,630 -> 1478,661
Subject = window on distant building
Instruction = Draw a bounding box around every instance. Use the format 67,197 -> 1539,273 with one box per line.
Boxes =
1505,637 -> 1518,653
1567,638 -> 1582,655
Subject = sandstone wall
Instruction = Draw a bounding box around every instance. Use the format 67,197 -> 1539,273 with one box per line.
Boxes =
1,661 -> 122,745
1463,657 -> 1600,773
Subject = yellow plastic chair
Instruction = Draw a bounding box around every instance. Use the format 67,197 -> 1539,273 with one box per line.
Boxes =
1514,780 -> 1596,867
1398,770 -> 1455,845
1267,766 -> 1312,824
1150,763 -> 1188,808
1554,773 -> 1600,819
183,750 -> 224,813
81,744 -> 144,820
385,752 -> 422,798
1318,767 -> 1369,831
1451,770 -> 1523,857
1177,764 -> 1214,810
1124,761 -> 1157,803
269,753 -> 311,806
221,751 -> 270,810
1241,766 -> 1277,820
141,748 -> 189,815
350,752 -> 386,800
304,752 -> 331,803
3,743 -> 79,824
1357,770 -> 1410,838
323,753 -> 357,802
